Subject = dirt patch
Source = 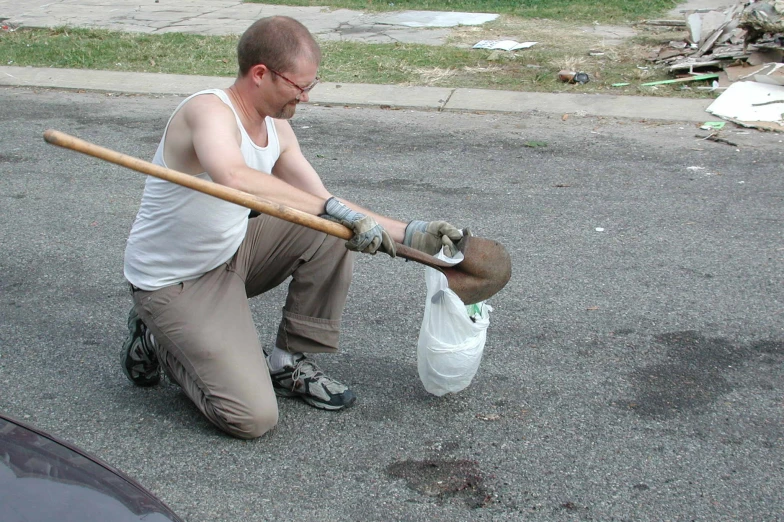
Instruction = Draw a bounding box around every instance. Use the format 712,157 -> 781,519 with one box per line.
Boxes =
439,15 -> 703,95
386,459 -> 492,507
576,24 -> 639,46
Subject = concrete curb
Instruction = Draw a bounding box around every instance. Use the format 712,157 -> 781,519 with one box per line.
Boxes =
0,66 -> 714,122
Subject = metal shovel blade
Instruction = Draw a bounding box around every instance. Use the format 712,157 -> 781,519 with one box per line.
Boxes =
395,234 -> 512,304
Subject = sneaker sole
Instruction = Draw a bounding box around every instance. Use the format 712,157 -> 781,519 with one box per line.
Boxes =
121,312 -> 160,387
272,385 -> 356,411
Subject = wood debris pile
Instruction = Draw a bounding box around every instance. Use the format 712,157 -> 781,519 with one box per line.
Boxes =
645,0 -> 783,86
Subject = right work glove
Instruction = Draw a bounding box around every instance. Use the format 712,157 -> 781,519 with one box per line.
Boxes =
323,197 -> 396,257
403,220 -> 464,257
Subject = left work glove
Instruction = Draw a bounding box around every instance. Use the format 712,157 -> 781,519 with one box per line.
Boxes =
404,220 -> 463,257
323,197 -> 396,257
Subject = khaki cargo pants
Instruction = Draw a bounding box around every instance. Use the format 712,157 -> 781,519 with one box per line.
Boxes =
131,215 -> 354,439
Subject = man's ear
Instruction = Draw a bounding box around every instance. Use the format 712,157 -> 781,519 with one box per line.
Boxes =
249,64 -> 268,87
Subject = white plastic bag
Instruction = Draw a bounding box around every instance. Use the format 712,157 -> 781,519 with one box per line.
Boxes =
417,249 -> 492,396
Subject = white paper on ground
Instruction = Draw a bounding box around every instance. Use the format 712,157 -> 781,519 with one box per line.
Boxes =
375,11 -> 499,28
473,40 -> 537,51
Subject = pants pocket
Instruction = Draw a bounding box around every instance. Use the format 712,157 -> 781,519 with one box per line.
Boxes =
137,282 -> 186,320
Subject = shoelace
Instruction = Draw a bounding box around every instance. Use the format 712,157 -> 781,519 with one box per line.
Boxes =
290,357 -> 325,390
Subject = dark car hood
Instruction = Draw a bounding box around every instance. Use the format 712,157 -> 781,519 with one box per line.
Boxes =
0,413 -> 182,522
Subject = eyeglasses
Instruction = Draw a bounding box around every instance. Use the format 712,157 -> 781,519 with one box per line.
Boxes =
266,66 -> 319,98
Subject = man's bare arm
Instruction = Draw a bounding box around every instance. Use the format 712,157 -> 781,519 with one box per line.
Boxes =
181,95 -> 327,216
271,119 -> 407,243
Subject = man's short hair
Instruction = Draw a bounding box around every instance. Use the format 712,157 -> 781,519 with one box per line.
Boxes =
237,16 -> 321,76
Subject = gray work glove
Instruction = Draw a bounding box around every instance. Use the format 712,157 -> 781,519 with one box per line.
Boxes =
323,197 -> 396,257
403,220 -> 463,257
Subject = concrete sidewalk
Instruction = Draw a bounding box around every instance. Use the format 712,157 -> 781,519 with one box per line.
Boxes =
0,0 -> 496,45
0,0 -> 717,122
0,66 -> 713,122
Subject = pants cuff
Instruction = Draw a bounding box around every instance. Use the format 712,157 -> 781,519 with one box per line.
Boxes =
276,310 -> 340,354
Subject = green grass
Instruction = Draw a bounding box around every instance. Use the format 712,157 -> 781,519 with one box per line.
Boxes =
245,0 -> 679,24
0,1 -> 709,98
0,28 -> 238,76
0,24 -> 714,98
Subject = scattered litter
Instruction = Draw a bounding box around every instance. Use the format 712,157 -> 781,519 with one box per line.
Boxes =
725,62 -> 781,83
706,80 -> 784,131
740,0 -> 784,49
697,80 -> 722,90
523,140 -> 548,148
700,121 -> 726,130
612,82 -> 631,87
686,165 -> 719,175
646,0 -> 783,90
752,62 -> 784,85
697,133 -> 740,146
558,70 -> 590,84
595,227 -> 605,232
476,413 -> 501,421
640,73 -> 719,86
473,40 -> 537,51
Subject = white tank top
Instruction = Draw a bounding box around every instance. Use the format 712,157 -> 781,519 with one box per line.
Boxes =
124,89 -> 280,290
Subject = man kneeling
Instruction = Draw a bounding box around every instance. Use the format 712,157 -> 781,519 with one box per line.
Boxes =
121,16 -> 463,439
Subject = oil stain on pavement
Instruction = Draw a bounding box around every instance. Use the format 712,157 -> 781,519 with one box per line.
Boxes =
625,331 -> 783,419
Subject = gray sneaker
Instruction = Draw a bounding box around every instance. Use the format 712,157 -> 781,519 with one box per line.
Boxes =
121,306 -> 160,387
268,353 -> 356,410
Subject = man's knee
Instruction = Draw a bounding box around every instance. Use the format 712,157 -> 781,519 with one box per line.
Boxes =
225,409 -> 279,440
210,403 -> 279,440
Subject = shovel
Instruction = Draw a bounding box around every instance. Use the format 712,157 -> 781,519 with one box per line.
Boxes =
43,129 -> 511,304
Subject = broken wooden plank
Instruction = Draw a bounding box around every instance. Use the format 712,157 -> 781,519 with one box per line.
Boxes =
699,11 -> 728,45
725,62 -> 777,82
709,48 -> 750,60
667,60 -> 721,72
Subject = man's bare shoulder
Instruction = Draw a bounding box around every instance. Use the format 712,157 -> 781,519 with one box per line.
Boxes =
271,118 -> 298,150
172,91 -> 238,141
179,91 -> 233,119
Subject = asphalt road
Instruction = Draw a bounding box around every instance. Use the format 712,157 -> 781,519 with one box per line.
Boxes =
1,86 -> 782,521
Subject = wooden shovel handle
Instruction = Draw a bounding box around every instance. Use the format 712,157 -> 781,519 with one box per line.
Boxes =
42,129 -> 354,241
42,129 -> 460,270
